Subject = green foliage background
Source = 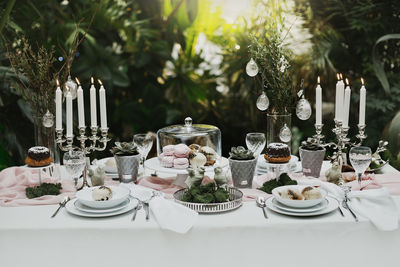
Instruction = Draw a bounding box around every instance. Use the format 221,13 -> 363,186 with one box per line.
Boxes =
0,0 -> 399,170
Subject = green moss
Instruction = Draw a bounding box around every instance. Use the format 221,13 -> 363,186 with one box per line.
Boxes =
25,183 -> 62,199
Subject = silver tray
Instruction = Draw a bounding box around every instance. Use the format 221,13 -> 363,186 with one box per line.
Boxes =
173,187 -> 243,214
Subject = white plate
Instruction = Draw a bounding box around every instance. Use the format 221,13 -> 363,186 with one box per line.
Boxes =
75,186 -> 130,209
257,155 -> 298,169
66,198 -> 138,218
272,185 -> 327,208
22,163 -> 54,170
272,197 -> 328,213
96,157 -> 117,173
266,196 -> 338,217
74,198 -> 131,213
144,156 -> 229,174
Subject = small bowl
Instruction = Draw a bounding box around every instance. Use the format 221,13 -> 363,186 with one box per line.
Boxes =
76,186 -> 130,209
97,157 -> 117,173
272,185 -> 327,208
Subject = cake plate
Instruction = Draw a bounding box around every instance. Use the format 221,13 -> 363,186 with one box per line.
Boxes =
23,163 -> 54,185
144,157 -> 229,187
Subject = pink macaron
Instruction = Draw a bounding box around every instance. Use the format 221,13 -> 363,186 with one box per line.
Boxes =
173,157 -> 189,169
161,156 -> 174,168
157,152 -> 165,161
174,144 -> 190,158
162,145 -> 175,156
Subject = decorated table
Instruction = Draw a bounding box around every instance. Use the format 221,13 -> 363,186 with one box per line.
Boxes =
1,162 -> 400,267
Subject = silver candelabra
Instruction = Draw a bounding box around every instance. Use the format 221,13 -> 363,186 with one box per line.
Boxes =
310,121 -> 367,166
56,126 -> 110,190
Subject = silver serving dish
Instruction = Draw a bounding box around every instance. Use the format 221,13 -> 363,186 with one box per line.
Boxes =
156,117 -> 221,156
173,187 -> 243,214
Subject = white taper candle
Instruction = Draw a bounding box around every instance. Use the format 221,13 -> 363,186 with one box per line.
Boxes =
98,79 -> 107,129
316,76 -> 322,125
66,90 -> 73,137
55,80 -> 62,131
359,78 -> 366,125
343,78 -> 351,128
76,78 -> 85,128
90,77 -> 97,128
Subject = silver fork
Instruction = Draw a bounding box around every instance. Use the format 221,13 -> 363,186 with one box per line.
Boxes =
342,186 -> 358,222
131,202 -> 142,221
143,191 -> 160,221
51,196 -> 70,218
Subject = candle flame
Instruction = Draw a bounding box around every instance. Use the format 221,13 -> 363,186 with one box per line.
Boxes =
56,79 -> 59,86
317,76 -> 320,84
91,77 -> 94,84
97,79 -> 103,86
340,73 -> 343,80
345,78 -> 349,86
361,78 -> 364,85
75,77 -> 80,86
336,73 -> 340,81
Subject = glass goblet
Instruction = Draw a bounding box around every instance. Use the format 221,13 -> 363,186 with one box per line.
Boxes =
349,146 -> 372,189
63,150 -> 86,187
245,132 -> 266,158
133,133 -> 154,164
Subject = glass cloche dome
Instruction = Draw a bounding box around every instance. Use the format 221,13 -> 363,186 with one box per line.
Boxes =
156,117 -> 221,156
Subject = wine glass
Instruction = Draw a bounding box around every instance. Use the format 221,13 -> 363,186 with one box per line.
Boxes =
349,146 -> 372,189
245,133 -> 266,158
63,150 -> 86,187
133,133 -> 154,164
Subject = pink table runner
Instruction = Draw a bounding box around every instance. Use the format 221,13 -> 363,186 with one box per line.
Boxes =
0,167 -> 118,207
1,166 -> 399,206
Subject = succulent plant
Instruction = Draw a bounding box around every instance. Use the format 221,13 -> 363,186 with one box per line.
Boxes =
301,138 -> 323,151
229,146 -> 254,160
110,142 -> 139,156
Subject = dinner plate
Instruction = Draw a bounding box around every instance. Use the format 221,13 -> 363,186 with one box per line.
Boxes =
66,198 -> 138,218
75,186 -> 130,209
74,198 -> 131,213
265,196 -> 338,217
272,197 -> 328,213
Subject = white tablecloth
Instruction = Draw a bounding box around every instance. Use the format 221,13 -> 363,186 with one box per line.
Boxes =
1,162 -> 400,267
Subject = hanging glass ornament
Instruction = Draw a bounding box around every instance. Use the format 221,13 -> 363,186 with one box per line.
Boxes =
256,91 -> 269,111
279,123 -> 292,143
64,75 -> 77,99
42,110 -> 54,128
246,58 -> 259,77
296,96 -> 312,120
295,79 -> 312,120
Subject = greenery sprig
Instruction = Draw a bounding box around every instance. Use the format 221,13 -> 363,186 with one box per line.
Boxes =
248,25 -> 295,114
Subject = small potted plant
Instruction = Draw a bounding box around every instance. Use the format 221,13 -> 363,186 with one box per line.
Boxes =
110,142 -> 140,183
228,146 -> 257,188
299,139 -> 326,178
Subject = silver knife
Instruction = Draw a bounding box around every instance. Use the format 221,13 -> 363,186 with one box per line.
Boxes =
51,196 -> 70,218
143,202 -> 150,221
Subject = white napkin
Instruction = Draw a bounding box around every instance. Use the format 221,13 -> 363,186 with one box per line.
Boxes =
298,179 -> 399,231
121,184 -> 198,234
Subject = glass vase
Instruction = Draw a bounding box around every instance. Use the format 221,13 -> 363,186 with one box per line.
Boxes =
266,113 -> 292,149
33,114 -> 57,162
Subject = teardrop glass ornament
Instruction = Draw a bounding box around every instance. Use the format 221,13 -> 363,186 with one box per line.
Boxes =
42,110 -> 54,128
279,123 -> 292,143
296,96 -> 312,120
64,75 -> 78,99
246,58 -> 259,77
256,91 -> 269,111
